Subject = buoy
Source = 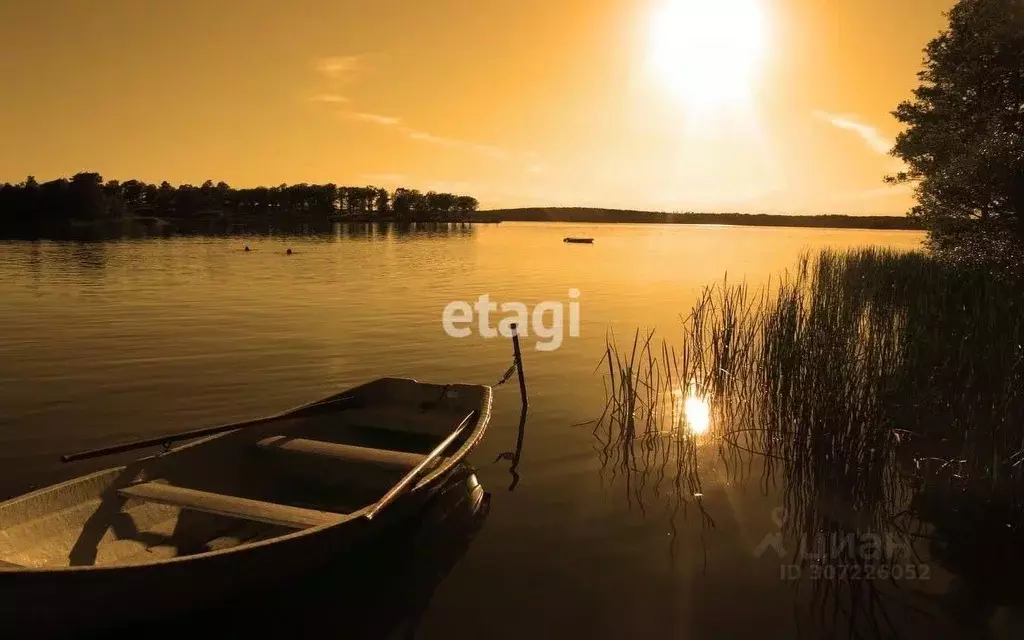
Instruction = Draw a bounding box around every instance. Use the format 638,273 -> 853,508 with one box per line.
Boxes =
286,248 -> 293,255
244,246 -> 250,252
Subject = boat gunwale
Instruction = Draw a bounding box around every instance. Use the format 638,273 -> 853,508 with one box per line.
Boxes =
0,379 -> 493,574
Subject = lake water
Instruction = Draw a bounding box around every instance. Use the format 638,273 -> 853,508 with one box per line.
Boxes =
5,222 -> 1008,638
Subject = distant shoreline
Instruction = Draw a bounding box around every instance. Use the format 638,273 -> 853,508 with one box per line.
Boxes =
483,208 -> 923,231
0,209 -> 925,240
328,213 -> 502,224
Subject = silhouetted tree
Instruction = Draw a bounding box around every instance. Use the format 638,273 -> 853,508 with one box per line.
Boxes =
156,181 -> 175,212
199,180 -> 216,210
39,178 -> 69,219
122,180 -> 145,208
68,172 -> 105,220
888,0 -> 1024,269
21,176 -> 40,219
373,188 -> 390,214
340,186 -> 372,215
456,195 -> 479,214
410,190 -> 430,216
176,184 -> 202,216
103,179 -> 127,217
425,191 -> 460,218
0,172 -> 483,232
103,179 -> 121,198
142,183 -> 159,209
215,181 -> 232,209
319,183 -> 338,214
348,186 -> 376,214
391,188 -> 430,219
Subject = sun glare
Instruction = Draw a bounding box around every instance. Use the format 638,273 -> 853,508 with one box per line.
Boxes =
684,390 -> 711,435
672,380 -> 712,436
647,0 -> 768,112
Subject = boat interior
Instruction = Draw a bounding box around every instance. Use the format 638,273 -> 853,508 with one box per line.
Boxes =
0,379 -> 491,570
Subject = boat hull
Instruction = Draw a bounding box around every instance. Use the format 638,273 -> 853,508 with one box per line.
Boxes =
0,378 -> 493,636
0,469 -> 450,636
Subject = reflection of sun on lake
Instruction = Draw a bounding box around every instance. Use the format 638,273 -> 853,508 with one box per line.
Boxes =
685,393 -> 711,435
672,381 -> 712,435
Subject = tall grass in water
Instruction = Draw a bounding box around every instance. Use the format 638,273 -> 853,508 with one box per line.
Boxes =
593,280 -> 765,555
595,248 -> 1024,635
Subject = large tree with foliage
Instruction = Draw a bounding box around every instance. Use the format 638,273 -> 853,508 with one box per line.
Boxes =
889,0 -> 1024,269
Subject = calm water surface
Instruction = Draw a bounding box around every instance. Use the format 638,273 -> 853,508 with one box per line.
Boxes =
5,223 -> 1005,638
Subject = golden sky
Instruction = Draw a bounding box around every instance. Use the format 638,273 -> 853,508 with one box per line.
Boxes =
0,0 -> 955,214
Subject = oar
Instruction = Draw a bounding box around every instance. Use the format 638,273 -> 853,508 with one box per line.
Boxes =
61,394 -> 356,463
365,410 -> 476,521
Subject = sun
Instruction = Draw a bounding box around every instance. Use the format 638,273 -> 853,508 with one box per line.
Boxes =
646,0 -> 768,112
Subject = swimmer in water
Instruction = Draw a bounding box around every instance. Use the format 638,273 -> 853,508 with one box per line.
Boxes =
244,246 -> 250,252
286,248 -> 292,255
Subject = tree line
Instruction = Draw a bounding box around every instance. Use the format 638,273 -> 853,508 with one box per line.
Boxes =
489,207 -> 924,230
0,173 -> 480,229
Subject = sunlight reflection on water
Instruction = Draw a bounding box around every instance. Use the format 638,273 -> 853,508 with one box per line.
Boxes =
671,379 -> 712,436
0,223 -> 933,639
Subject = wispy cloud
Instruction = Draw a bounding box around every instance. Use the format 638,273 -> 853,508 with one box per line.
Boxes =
309,94 -> 350,104
813,111 -> 893,155
348,111 -> 402,126
345,111 -> 509,160
316,56 -> 361,80
310,55 -> 523,165
406,130 -> 508,160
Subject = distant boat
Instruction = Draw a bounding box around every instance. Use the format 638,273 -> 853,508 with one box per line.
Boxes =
0,377 -> 492,634
564,237 -> 594,244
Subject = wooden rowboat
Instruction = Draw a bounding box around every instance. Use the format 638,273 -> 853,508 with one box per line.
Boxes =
107,466 -> 491,637
0,377 -> 492,634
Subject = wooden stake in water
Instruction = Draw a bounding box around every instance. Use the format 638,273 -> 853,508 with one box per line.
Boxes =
511,322 -> 529,410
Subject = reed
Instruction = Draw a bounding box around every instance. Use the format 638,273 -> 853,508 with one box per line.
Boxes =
594,247 -> 1024,634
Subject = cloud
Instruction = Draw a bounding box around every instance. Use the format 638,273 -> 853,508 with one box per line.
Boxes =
813,111 -> 894,155
348,111 -> 402,126
309,94 -> 349,104
405,130 -> 508,159
344,110 -> 509,160
316,56 -> 361,79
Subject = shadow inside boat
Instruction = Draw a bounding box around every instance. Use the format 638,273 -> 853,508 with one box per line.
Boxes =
90,465 -> 490,639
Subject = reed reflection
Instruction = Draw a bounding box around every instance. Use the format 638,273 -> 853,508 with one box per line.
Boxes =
594,329 -> 719,562
593,249 -> 1024,638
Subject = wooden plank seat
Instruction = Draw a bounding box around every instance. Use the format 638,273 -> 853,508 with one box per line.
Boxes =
338,407 -> 464,437
118,482 -> 345,530
255,436 -> 437,471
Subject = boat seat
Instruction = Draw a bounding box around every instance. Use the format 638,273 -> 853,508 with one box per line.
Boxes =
255,436 -> 437,471
118,482 -> 345,530
338,406 -> 462,437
